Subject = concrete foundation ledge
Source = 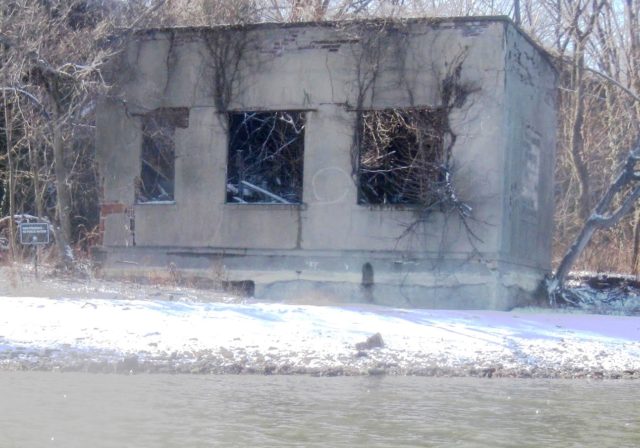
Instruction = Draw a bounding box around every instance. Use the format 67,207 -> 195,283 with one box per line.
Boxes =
92,246 -> 547,310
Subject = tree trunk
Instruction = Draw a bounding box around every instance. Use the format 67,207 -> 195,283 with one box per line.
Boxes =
3,96 -> 16,259
551,138 -> 640,300
27,138 -> 44,218
51,101 -> 74,267
569,48 -> 591,223
633,209 -> 640,275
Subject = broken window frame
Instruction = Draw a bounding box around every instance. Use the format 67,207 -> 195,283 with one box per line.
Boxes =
136,108 -> 189,204
225,110 -> 306,205
357,107 -> 447,207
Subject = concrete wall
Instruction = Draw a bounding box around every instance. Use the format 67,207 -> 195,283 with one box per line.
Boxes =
501,24 -> 557,269
95,17 -> 557,309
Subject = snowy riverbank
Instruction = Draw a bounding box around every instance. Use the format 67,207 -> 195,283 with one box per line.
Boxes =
1,272 -> 640,378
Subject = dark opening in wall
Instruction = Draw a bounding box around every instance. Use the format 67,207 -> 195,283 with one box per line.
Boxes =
136,108 -> 189,203
362,262 -> 374,286
358,108 -> 446,205
226,111 -> 305,204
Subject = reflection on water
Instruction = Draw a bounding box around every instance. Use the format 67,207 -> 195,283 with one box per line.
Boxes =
1,373 -> 638,447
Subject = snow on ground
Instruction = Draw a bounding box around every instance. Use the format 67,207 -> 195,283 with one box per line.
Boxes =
1,276 -> 640,378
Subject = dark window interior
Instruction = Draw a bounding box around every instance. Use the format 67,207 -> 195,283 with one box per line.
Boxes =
226,111 -> 305,204
358,108 -> 445,205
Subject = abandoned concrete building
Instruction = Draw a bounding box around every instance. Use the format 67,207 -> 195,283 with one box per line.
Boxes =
95,16 -> 557,309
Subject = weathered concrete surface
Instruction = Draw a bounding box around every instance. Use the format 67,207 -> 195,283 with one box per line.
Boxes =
95,17 -> 557,309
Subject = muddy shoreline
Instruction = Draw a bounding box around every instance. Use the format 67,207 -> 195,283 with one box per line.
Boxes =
3,349 -> 640,380
3,361 -> 639,380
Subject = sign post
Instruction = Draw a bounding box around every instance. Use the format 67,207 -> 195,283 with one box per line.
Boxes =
19,222 -> 50,279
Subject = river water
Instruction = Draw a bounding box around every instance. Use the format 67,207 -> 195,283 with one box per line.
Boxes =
1,373 -> 638,447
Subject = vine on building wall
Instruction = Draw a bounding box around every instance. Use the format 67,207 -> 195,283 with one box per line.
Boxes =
348,21 -> 481,245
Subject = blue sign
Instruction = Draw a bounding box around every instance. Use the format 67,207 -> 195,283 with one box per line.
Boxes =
19,222 -> 50,245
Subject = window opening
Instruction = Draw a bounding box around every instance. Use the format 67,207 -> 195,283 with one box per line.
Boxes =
226,111 -> 305,204
358,108 -> 445,205
136,108 -> 189,203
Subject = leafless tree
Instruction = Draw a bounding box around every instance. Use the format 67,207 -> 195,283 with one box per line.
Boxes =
0,0 -> 168,266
